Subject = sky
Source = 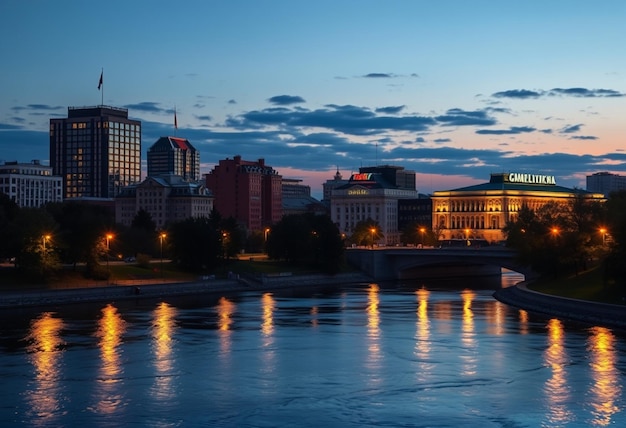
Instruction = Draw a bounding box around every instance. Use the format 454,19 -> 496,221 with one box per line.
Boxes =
1,0 -> 625,199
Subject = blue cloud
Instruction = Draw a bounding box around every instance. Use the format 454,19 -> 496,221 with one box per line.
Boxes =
476,126 -> 536,135
560,124 -> 582,133
435,108 -> 497,126
268,95 -> 306,105
492,89 -> 543,99
376,105 -> 405,114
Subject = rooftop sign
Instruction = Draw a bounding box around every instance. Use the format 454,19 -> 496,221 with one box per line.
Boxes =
506,172 -> 556,185
352,173 -> 372,181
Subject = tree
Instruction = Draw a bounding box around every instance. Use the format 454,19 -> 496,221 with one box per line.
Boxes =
266,213 -> 344,273
14,207 -> 61,278
0,193 -> 20,261
168,217 -> 221,272
349,219 -> 384,247
400,222 -> 436,246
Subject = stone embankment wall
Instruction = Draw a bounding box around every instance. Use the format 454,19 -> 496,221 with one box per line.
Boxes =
493,284 -> 626,330
0,272 -> 373,309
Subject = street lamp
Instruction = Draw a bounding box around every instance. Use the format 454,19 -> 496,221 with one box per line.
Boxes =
159,232 -> 167,280
105,233 -> 113,279
370,227 -> 376,249
42,234 -> 51,251
551,227 -> 559,240
419,227 -> 425,247
599,227 -> 607,245
465,228 -> 470,246
264,227 -> 270,241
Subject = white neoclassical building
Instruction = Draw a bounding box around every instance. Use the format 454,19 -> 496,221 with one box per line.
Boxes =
330,167 -> 418,245
0,160 -> 62,207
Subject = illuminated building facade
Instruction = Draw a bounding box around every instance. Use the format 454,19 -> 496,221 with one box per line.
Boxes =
331,166 -> 418,245
586,171 -> 626,197
205,156 -> 282,231
431,172 -> 605,243
50,106 -> 141,199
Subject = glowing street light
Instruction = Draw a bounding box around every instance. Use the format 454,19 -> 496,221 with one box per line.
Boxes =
599,227 -> 607,245
42,234 -> 51,251
264,227 -> 270,241
370,227 -> 376,249
105,233 -> 114,278
551,227 -> 559,240
419,227 -> 425,246
159,232 -> 167,280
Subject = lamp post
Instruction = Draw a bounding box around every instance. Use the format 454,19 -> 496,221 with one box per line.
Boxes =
419,227 -> 425,247
551,227 -> 559,241
370,227 -> 376,249
159,232 -> 166,280
105,234 -> 113,280
42,234 -> 50,251
600,227 -> 607,246
465,228 -> 470,246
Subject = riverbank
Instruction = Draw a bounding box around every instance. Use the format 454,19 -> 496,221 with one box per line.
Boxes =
0,272 -> 373,309
493,283 -> 626,330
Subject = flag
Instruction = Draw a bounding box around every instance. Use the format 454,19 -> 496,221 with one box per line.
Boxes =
98,71 -> 103,90
174,109 -> 178,129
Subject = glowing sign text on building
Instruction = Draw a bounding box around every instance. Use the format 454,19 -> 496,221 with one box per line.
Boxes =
507,172 -> 556,185
352,173 -> 372,181
348,189 -> 369,196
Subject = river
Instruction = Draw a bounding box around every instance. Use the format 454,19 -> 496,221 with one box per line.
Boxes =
1,271 -> 625,427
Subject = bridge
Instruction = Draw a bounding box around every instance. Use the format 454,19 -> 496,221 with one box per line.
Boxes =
345,247 -> 536,281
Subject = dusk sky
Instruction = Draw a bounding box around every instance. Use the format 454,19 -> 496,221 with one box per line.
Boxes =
1,0 -> 625,198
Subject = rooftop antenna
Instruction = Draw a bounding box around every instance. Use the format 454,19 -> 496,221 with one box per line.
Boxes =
174,106 -> 178,136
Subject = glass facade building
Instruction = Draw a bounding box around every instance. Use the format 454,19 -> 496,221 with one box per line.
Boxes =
50,106 -> 141,199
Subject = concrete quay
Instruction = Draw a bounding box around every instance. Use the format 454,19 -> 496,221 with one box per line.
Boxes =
0,272 -> 373,309
493,283 -> 626,330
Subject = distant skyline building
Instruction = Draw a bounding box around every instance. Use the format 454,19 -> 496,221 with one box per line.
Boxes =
282,178 -> 327,217
322,168 -> 349,206
115,174 -> 213,228
205,155 -> 282,232
147,136 -> 200,181
50,105 -> 141,199
586,172 -> 626,196
0,160 -> 62,208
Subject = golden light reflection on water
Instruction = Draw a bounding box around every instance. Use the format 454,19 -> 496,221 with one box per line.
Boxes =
92,304 -> 127,415
519,309 -> 529,335
587,326 -> 622,426
365,284 -> 382,381
460,290 -> 477,377
151,302 -> 177,402
260,293 -> 277,391
24,312 -> 66,424
543,318 -> 573,426
261,293 -> 275,338
414,288 -> 432,382
217,297 -> 236,357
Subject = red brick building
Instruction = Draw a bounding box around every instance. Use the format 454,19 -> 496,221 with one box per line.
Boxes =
205,156 -> 282,232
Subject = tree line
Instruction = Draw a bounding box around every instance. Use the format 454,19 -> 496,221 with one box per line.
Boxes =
0,194 -> 346,282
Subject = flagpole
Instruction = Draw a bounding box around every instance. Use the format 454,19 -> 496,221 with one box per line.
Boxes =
174,106 -> 178,136
98,68 -> 104,106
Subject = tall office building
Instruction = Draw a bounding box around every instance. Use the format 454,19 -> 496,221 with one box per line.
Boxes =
205,155 -> 282,231
586,172 -> 626,196
50,105 -> 141,199
147,136 -> 200,181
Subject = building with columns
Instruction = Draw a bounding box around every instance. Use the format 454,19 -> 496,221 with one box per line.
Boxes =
431,172 -> 605,243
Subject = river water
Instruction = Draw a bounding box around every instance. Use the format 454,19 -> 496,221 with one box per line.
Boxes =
1,272 -> 625,427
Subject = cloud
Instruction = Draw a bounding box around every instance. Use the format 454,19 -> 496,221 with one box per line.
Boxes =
235,104 -> 436,136
268,95 -> 306,106
549,87 -> 625,97
492,89 -> 543,99
492,87 -> 625,100
570,135 -> 598,140
363,73 -> 396,78
476,126 -> 536,135
123,102 -> 167,114
375,105 -> 405,114
435,108 -> 497,126
560,124 -> 582,134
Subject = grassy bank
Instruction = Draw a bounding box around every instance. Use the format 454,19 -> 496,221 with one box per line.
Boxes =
528,262 -> 624,305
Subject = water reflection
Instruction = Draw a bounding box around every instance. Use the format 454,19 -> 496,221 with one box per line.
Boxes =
543,318 -> 573,426
92,304 -> 127,415
460,290 -> 477,377
217,297 -> 236,358
24,312 -> 66,424
260,293 -> 277,393
587,326 -> 622,426
519,309 -> 529,335
365,284 -> 382,384
414,288 -> 432,382
151,302 -> 178,402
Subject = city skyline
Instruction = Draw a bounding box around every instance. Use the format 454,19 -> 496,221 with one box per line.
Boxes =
1,0 -> 625,198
